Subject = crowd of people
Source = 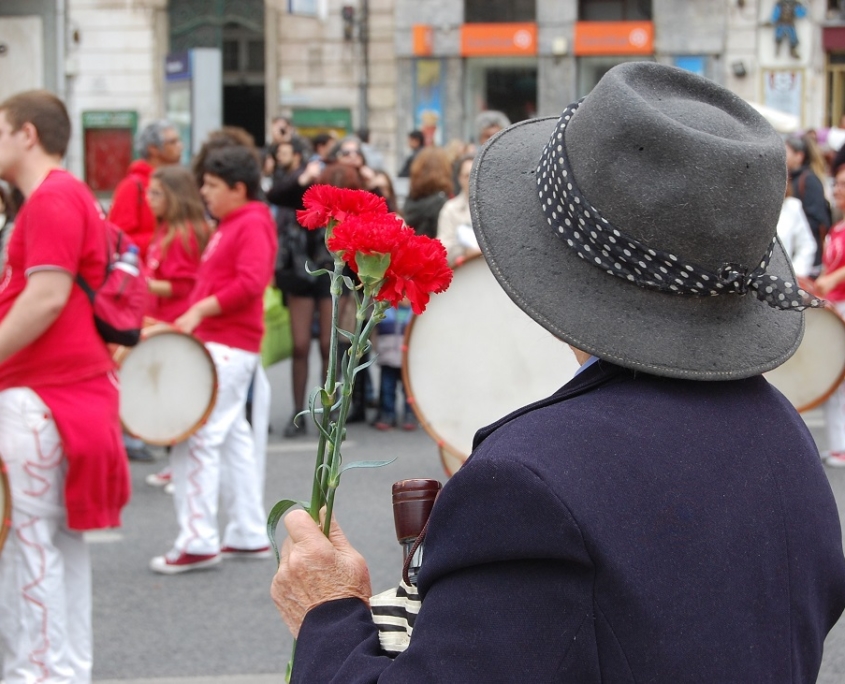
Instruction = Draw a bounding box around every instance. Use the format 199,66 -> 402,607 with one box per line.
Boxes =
0,92 -> 511,681
7,69 -> 845,682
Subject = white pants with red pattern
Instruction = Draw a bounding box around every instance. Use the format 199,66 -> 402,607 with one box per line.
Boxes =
170,342 -> 269,555
0,387 -> 92,684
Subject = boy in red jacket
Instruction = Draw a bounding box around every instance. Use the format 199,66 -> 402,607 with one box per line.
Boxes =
150,145 -> 278,573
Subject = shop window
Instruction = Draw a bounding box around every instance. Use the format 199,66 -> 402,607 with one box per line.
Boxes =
579,0 -> 652,21
464,0 -> 535,23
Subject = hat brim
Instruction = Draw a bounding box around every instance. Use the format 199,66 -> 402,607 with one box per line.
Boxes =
470,116 -> 804,380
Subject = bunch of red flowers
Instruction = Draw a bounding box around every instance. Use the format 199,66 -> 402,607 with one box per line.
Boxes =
297,185 -> 452,313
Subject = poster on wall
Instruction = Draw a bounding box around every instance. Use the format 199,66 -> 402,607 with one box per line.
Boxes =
413,59 -> 445,147
763,69 -> 803,119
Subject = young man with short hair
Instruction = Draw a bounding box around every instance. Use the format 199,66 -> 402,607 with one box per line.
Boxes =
0,89 -> 129,683
151,144 -> 278,573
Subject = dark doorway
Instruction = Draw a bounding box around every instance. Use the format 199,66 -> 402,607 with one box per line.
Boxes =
485,67 -> 538,124
224,85 -> 265,145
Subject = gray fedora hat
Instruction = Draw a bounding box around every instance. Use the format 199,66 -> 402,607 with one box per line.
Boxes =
470,61 -> 819,380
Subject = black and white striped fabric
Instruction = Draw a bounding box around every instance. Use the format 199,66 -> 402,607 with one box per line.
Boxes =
536,100 -> 823,312
370,581 -> 421,655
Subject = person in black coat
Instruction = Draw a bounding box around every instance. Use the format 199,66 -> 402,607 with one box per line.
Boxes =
271,63 -> 845,683
786,134 -> 830,272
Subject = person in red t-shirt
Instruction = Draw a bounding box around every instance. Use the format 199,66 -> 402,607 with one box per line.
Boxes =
145,165 -> 210,323
108,120 -> 183,260
149,145 -> 278,574
0,90 -> 130,683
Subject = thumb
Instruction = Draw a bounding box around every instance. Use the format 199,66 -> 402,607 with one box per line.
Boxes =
284,508 -> 325,546
318,507 -> 353,551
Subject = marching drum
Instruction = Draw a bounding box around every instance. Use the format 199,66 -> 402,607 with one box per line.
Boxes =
404,256 -> 581,476
114,325 -> 218,445
764,291 -> 845,413
0,456 -> 9,557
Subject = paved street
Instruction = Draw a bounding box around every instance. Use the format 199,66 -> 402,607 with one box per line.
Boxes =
7,355 -> 845,682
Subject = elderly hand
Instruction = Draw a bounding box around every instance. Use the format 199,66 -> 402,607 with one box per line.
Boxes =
271,509 -> 372,638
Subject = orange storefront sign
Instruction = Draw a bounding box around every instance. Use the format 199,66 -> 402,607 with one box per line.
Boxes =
460,23 -> 537,57
574,21 -> 654,56
413,25 -> 434,56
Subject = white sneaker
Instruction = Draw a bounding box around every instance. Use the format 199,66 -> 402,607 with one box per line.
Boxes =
826,452 -> 845,468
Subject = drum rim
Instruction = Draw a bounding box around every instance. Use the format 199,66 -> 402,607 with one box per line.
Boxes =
791,306 -> 845,413
0,455 -> 10,559
778,280 -> 845,413
116,325 -> 219,446
402,255 -> 484,478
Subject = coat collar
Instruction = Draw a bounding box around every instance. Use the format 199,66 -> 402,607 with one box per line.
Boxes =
471,359 -> 630,451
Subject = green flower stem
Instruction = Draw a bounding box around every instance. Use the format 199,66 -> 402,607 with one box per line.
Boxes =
322,295 -> 387,537
307,256 -> 346,522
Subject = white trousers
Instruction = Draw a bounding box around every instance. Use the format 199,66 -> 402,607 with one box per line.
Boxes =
824,301 -> 845,454
0,388 -> 92,684
170,343 -> 268,555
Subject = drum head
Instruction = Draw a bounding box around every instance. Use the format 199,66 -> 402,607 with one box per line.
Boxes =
0,456 -> 9,558
118,330 -> 217,445
404,256 -> 580,475
764,306 -> 845,412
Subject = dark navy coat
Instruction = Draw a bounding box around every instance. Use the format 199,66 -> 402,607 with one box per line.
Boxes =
295,361 -> 845,682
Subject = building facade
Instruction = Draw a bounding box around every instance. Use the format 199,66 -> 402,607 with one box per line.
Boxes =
2,0 -> 845,191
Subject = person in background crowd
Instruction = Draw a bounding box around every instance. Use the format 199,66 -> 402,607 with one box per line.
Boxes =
372,301 -> 415,432
327,136 -> 378,190
398,129 -> 425,178
270,116 -> 294,146
145,165 -> 211,324
372,170 -> 398,213
110,121 -> 185,462
437,153 -> 480,267
356,128 -> 385,172
267,136 -> 334,438
143,165 -> 211,491
261,143 -> 278,195
777,186 -> 817,279
403,147 -> 453,239
0,89 -> 130,683
786,133 -> 831,274
310,131 -> 337,168
811,164 -> 845,467
475,110 -> 511,145
150,145 -> 277,573
109,120 -> 183,260
192,126 -> 258,191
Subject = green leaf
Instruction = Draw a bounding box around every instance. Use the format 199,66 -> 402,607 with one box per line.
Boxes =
339,457 -> 397,474
267,499 -> 299,565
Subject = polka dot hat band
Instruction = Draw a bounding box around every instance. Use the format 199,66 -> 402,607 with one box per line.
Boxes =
536,99 -> 823,313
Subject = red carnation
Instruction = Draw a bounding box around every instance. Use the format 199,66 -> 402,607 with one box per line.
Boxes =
380,234 -> 453,314
297,185 -> 388,229
327,213 -> 410,259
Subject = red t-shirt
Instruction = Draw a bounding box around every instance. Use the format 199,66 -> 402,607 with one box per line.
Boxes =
823,220 -> 845,303
146,224 -> 203,323
0,169 -> 115,389
0,169 -> 129,531
192,201 -> 277,352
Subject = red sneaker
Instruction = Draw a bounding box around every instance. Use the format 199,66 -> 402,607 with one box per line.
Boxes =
221,545 -> 272,560
149,550 -> 221,574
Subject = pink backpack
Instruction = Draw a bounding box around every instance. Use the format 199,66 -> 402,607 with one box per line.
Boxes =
76,221 -> 147,346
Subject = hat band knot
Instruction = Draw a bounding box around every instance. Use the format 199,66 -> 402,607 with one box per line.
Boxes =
536,100 -> 823,313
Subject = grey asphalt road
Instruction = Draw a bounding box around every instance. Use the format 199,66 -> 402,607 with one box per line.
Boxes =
6,354 -> 845,683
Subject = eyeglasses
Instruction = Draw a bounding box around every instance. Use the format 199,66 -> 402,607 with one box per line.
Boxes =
339,148 -> 361,157
163,137 -> 182,146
